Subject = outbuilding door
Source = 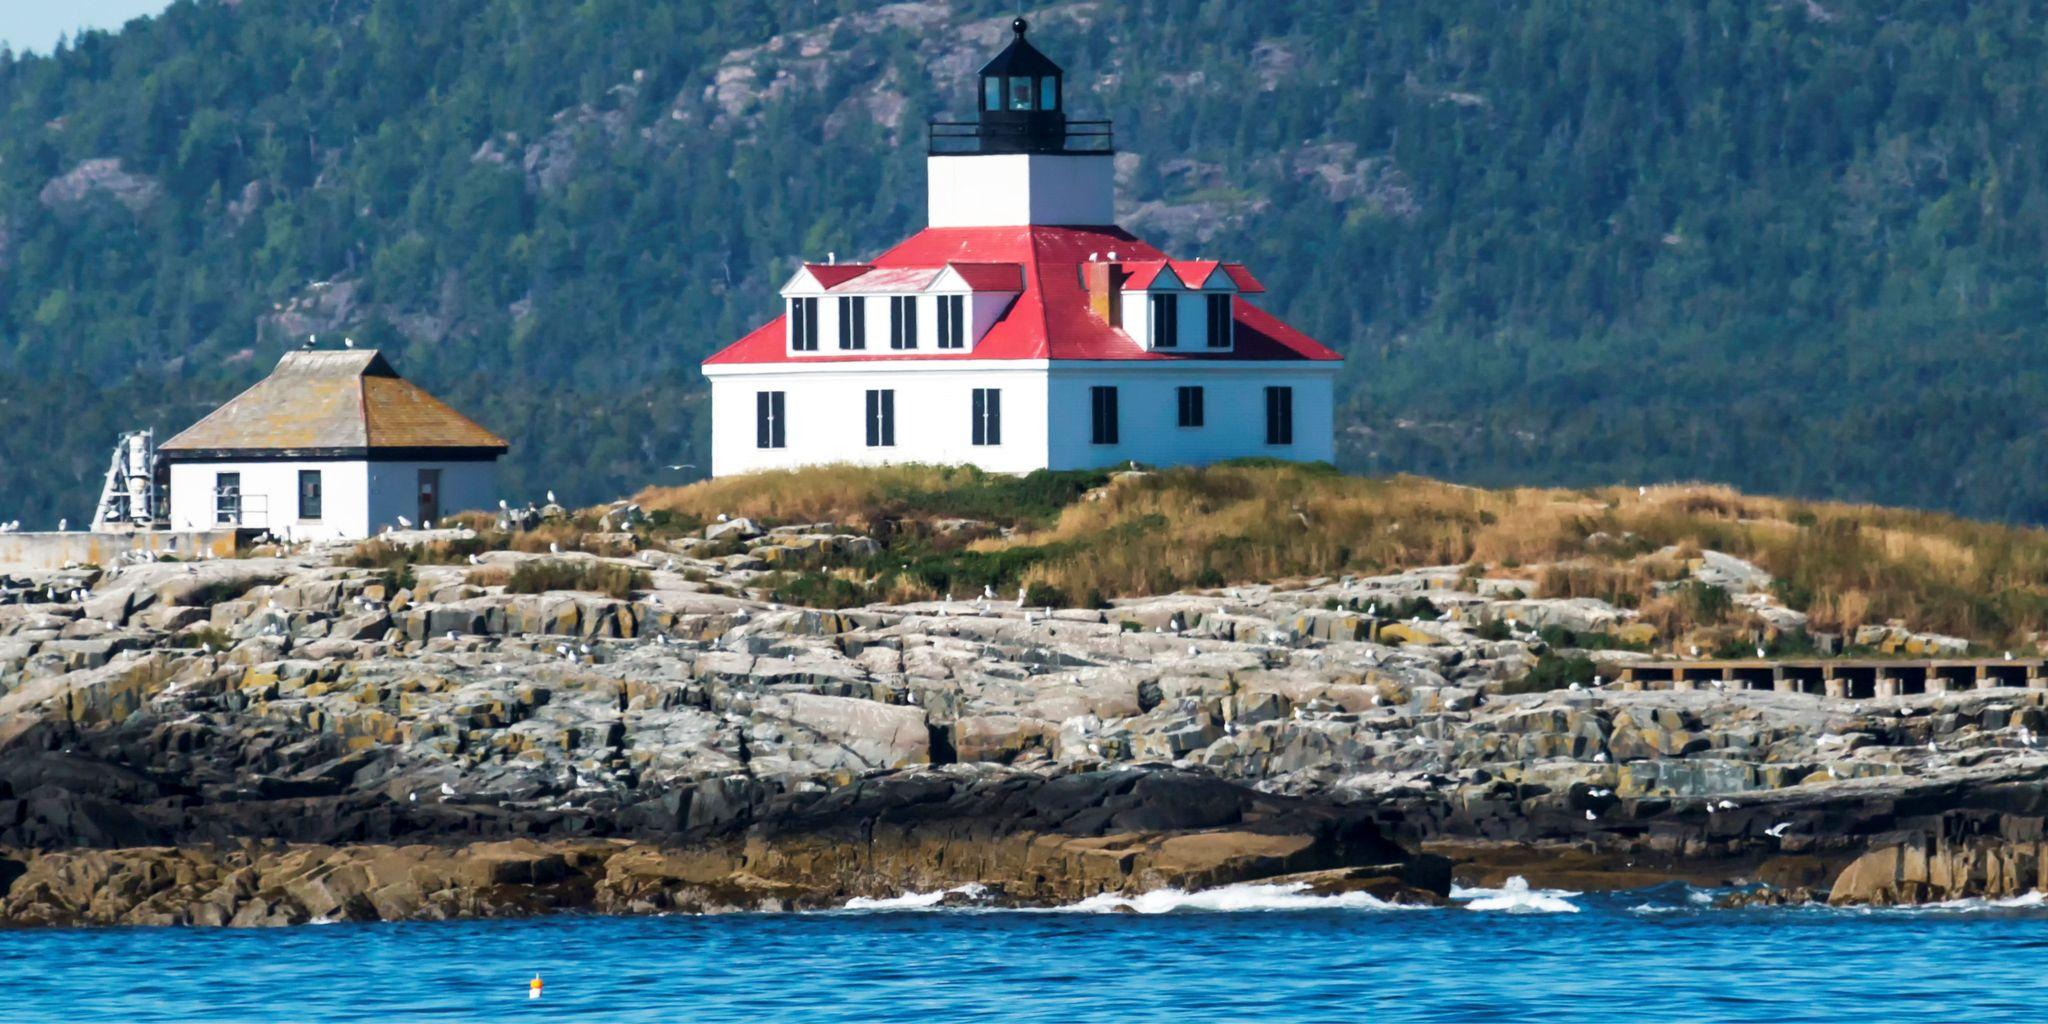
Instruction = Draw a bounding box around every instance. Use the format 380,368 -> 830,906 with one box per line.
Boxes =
416,469 -> 441,526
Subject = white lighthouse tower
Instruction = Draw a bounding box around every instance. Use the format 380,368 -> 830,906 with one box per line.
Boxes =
925,18 -> 1116,228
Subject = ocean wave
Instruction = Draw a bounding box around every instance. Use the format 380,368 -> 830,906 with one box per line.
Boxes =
1059,882 -> 1419,914
1910,891 -> 2048,913
839,884 -> 987,910
1451,876 -> 1582,914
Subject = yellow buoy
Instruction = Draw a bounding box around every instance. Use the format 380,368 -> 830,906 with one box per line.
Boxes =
529,974 -> 543,999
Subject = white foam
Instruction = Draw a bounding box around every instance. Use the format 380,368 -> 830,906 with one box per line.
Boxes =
840,883 -> 986,911
1915,890 -> 2048,912
1060,882 -> 1418,914
1452,876 -> 1582,914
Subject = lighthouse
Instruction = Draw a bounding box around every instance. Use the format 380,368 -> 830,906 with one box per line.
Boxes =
700,18 -> 1342,477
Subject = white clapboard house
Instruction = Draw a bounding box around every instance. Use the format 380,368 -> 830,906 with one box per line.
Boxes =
157,349 -> 507,541
701,19 -> 1342,477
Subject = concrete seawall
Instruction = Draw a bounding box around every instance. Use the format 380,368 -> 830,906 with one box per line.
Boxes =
0,530 -> 238,572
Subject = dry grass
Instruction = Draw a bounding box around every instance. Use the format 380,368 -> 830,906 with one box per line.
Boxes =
626,464 -> 2048,647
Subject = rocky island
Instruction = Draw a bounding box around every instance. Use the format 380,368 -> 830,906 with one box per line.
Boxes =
1,463 -> 2044,926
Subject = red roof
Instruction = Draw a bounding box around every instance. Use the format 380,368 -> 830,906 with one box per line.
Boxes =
705,225 -> 1339,365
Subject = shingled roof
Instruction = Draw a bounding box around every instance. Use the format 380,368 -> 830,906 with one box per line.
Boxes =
159,349 -> 507,456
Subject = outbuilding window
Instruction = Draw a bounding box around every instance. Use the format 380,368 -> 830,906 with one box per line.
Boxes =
1177,386 -> 1205,428
972,388 -> 1002,446
756,390 -> 786,449
865,389 -> 896,447
1090,386 -> 1119,445
298,470 -> 323,521
214,472 -> 241,525
1264,386 -> 1294,445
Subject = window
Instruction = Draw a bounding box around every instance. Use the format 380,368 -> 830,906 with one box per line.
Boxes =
890,296 -> 918,350
1177,386 -> 1205,428
1009,76 -> 1034,110
756,390 -> 786,449
972,388 -> 1002,446
865,389 -> 896,447
984,77 -> 1003,111
837,296 -> 867,350
1039,76 -> 1059,111
1090,386 -> 1119,445
1150,293 -> 1178,348
213,472 -> 241,525
936,295 -> 966,349
298,470 -> 323,521
1206,294 -> 1233,348
1265,386 -> 1294,445
790,297 -> 818,351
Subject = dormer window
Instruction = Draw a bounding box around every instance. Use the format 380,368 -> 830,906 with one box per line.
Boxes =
936,295 -> 966,349
1150,293 -> 1178,348
837,296 -> 867,350
1206,294 -> 1233,348
789,297 -> 819,351
890,296 -> 918,350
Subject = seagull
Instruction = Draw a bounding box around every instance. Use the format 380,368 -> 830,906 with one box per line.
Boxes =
549,542 -> 561,554
1593,751 -> 1609,763
1756,646 -> 1767,659
1765,822 -> 1793,838
1585,809 -> 1599,821
546,490 -> 556,504
56,518 -> 65,532
344,336 -> 356,348
397,516 -> 412,528
439,782 -> 457,797
468,554 -> 482,565
499,499 -> 510,510
1016,586 -> 1028,608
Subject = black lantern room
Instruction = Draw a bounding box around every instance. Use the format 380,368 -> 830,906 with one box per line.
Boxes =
930,17 -> 1111,155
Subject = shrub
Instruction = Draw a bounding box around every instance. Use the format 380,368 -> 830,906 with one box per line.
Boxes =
765,571 -> 871,609
1502,653 -> 1597,694
1473,618 -> 1514,642
1023,582 -> 1068,608
506,560 -> 647,599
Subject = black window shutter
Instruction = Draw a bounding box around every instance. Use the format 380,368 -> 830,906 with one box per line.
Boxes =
882,390 -> 895,446
987,388 -> 1000,445
866,390 -> 879,446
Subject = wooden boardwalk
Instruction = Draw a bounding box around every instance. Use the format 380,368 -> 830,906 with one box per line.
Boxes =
1599,658 -> 2048,698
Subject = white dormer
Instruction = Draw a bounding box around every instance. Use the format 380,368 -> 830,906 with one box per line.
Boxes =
926,263 -> 1022,352
1111,261 -> 1239,351
779,263 -> 873,355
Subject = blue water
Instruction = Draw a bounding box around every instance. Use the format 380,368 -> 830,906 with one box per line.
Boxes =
2,883 -> 2043,1022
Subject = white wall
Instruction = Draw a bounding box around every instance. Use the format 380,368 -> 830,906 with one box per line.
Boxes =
1045,363 -> 1338,469
927,153 -> 1115,227
166,458 -> 498,541
166,460 -> 371,541
706,363 -> 1053,476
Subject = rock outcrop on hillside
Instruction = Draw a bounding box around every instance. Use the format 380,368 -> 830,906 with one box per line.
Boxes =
0,531 -> 2043,921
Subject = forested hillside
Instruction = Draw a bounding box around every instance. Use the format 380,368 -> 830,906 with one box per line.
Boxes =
2,0 -> 2045,525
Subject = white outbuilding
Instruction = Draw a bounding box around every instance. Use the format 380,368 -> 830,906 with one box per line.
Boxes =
701,19 -> 1342,477
157,349 -> 507,541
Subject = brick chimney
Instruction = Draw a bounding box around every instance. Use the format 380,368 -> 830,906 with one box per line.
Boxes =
1083,259 -> 1126,325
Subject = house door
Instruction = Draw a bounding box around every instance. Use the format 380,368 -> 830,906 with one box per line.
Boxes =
416,469 -> 441,526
